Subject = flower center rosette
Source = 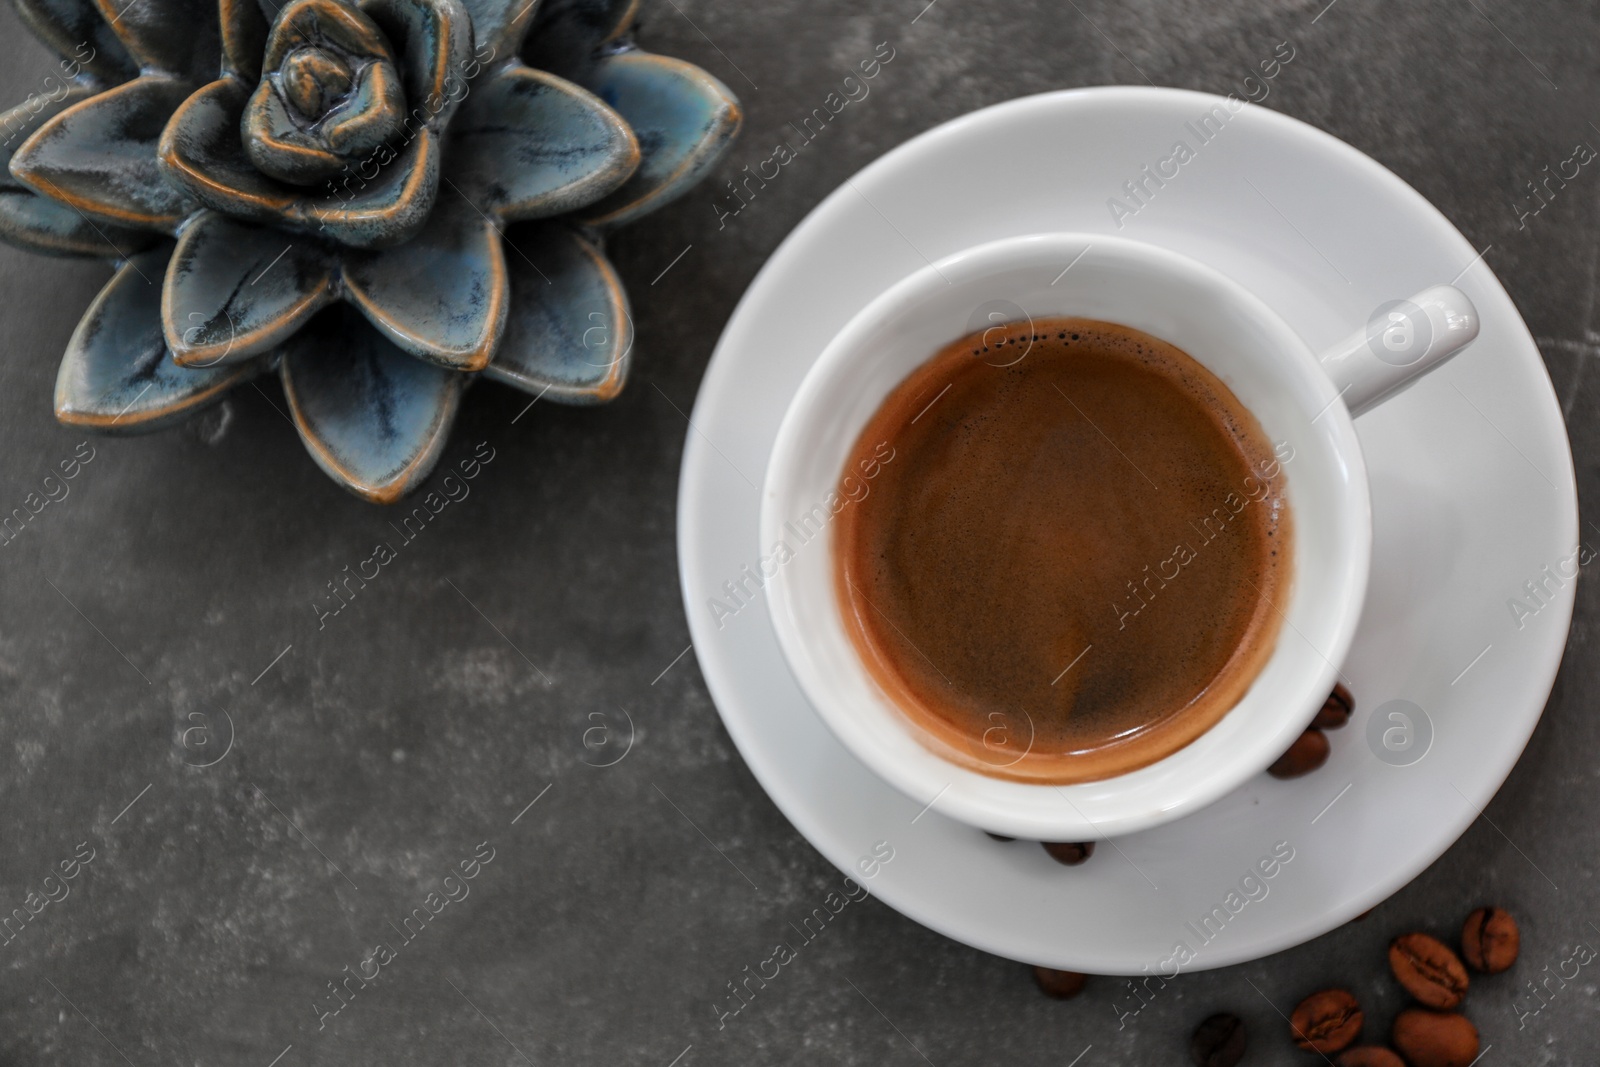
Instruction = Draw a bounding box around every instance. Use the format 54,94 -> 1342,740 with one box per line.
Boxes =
0,0 -> 741,501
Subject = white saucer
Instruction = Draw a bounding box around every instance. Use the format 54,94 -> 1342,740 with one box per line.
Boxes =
676,87 -> 1578,973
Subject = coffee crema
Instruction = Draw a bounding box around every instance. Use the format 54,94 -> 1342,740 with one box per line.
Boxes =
834,317 -> 1292,783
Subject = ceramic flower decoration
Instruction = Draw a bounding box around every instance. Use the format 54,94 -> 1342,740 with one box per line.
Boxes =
0,0 -> 740,501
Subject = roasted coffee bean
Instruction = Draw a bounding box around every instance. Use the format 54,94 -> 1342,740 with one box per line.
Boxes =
1461,906 -> 1520,973
1313,682 -> 1355,729
1389,932 -> 1469,1009
1032,966 -> 1086,999
1268,728 -> 1330,779
1391,1008 -> 1479,1067
1290,989 -> 1363,1053
1042,841 -> 1094,865
1335,1048 -> 1405,1067
1189,1012 -> 1246,1067
985,832 -> 1015,842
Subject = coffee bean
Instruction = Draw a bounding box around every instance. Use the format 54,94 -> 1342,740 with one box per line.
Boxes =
1313,682 -> 1355,729
1336,1048 -> 1405,1067
985,832 -> 1015,842
1268,728 -> 1330,779
1032,966 -> 1086,999
1461,906 -> 1520,973
1290,989 -> 1363,1053
1189,1013 -> 1245,1067
1389,932 -> 1469,1009
1391,1008 -> 1479,1067
1042,841 -> 1094,865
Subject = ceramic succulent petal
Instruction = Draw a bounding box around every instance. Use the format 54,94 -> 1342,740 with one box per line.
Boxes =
164,210 -> 336,365
362,0 -> 473,127
320,60 -> 407,156
577,51 -> 741,227
279,305 -> 464,502
221,0 -> 271,79
91,0 -> 220,79
484,221 -> 629,401
262,0 -> 395,69
445,65 -> 638,221
160,78 -> 441,247
0,88 -> 153,256
342,198 -> 508,370
56,245 -> 263,432
244,80 -> 349,182
12,75 -> 201,230
521,0 -> 638,83
13,0 -> 138,80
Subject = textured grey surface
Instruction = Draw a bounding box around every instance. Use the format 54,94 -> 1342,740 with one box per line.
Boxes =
0,1 -> 1596,1064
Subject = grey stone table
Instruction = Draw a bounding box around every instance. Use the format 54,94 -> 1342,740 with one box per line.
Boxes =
0,1 -> 1595,1064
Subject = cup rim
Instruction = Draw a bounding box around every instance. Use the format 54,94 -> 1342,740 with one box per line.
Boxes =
760,232 -> 1372,839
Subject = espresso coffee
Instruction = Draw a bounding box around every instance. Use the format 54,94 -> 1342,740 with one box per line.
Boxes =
835,317 -> 1291,783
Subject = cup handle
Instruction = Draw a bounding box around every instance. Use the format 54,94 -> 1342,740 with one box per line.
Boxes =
1316,286 -> 1480,418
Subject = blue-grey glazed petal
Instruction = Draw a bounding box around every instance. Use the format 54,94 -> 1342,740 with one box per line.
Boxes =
483,221 -> 629,402
342,196 -> 507,370
577,51 -> 740,228
279,305 -> 463,502
12,75 -> 199,231
164,210 -> 336,365
444,64 -> 637,222
242,76 -> 350,185
0,188 -> 154,256
56,244 -> 261,433
160,78 -> 441,248
221,0 -> 271,81
89,0 -> 219,80
13,0 -> 137,81
0,87 -> 153,256
360,0 -> 472,127
521,0 -> 637,84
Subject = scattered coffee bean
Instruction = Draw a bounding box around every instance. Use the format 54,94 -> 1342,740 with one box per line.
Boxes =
985,832 -> 1015,842
1290,988 -> 1363,1053
1335,1048 -> 1405,1067
1033,966 -> 1086,999
1391,1008 -> 1479,1067
1042,841 -> 1094,865
1389,932 -> 1469,1009
1189,1012 -> 1246,1067
1313,682 -> 1354,729
1268,728 -> 1331,779
1461,906 -> 1519,973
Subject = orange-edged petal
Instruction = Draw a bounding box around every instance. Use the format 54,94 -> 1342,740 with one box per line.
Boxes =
263,0 -> 396,71
576,51 -> 740,228
0,87 -> 153,256
221,0 -> 270,80
13,75 -> 199,231
445,64 -> 637,222
55,244 -> 262,433
521,0 -> 638,82
484,221 -> 629,402
13,0 -> 138,81
164,211 -> 336,366
90,0 -> 219,79
362,0 -> 473,129
342,196 -> 507,371
279,305 -> 463,503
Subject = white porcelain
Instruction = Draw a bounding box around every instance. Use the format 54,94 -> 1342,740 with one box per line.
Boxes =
761,233 -> 1478,840
678,86 -> 1576,972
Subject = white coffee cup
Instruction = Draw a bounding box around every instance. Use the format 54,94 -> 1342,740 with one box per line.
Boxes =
761,232 -> 1478,841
